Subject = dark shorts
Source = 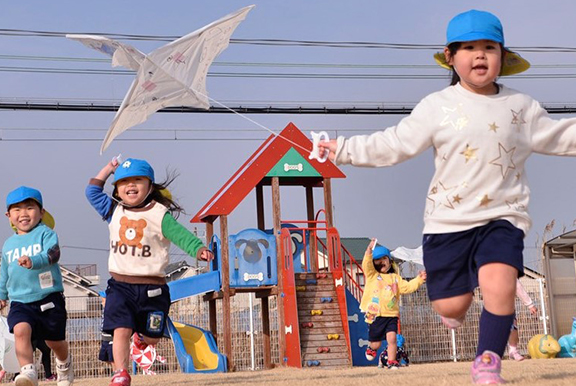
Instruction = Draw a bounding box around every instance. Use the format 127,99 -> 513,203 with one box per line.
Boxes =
99,334 -> 114,363
423,220 -> 524,301
7,292 -> 67,341
103,278 -> 170,338
368,316 -> 398,342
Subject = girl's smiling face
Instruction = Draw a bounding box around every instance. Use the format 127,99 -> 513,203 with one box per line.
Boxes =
445,39 -> 502,95
116,176 -> 151,207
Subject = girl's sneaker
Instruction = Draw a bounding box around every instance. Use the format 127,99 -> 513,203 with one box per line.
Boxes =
109,369 -> 131,386
386,360 -> 400,370
508,349 -> 525,361
471,351 -> 504,384
365,347 -> 377,361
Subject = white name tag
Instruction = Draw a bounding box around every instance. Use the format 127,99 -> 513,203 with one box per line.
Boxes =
40,302 -> 55,312
147,288 -> 162,298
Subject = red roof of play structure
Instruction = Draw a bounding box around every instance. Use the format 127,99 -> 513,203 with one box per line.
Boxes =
191,122 -> 345,223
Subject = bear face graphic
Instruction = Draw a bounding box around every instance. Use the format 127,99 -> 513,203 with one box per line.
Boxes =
118,217 -> 148,249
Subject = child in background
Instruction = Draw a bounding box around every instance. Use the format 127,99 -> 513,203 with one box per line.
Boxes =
318,9 -> 576,384
361,239 -> 426,370
0,186 -> 73,386
86,158 -> 213,386
508,279 -> 538,361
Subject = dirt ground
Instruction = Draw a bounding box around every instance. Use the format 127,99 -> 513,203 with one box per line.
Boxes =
55,358 -> 576,386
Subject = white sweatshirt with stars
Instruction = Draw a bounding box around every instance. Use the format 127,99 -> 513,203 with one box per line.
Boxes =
335,83 -> 576,235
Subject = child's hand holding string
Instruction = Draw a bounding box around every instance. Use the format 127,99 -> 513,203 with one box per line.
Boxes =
318,140 -> 337,162
365,238 -> 377,254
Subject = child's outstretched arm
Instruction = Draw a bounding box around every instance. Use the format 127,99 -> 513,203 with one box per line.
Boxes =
317,139 -> 338,162
85,159 -> 120,222
361,238 -> 378,277
0,254 -> 9,306
516,279 -> 537,315
161,213 -> 214,262
18,231 -> 60,270
398,270 -> 426,295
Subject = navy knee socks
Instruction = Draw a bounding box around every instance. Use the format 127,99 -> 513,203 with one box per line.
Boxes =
476,308 -> 515,357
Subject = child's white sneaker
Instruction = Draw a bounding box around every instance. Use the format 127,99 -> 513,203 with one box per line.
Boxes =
14,364 -> 38,386
56,356 -> 74,386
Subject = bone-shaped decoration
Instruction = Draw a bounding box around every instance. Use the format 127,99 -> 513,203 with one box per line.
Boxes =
285,325 -> 293,334
335,278 -> 343,287
348,314 -> 359,323
358,338 -> 370,347
309,131 -> 330,163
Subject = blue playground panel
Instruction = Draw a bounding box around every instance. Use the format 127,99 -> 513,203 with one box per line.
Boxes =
229,228 -> 277,287
265,223 -> 307,273
346,289 -> 383,366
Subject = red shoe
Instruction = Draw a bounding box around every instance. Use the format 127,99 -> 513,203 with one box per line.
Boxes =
132,333 -> 148,350
109,369 -> 131,386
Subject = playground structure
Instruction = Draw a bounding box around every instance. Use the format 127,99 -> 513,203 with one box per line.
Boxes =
179,122 -> 380,370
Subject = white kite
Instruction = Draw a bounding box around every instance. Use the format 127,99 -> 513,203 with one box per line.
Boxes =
67,5 -> 255,153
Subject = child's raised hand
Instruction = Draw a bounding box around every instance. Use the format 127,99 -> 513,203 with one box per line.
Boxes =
365,238 -> 377,254
200,249 -> 214,262
528,305 -> 538,316
317,139 -> 337,162
418,270 -> 427,282
18,255 -> 32,269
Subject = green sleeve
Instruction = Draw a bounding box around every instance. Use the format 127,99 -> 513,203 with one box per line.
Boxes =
161,213 -> 206,258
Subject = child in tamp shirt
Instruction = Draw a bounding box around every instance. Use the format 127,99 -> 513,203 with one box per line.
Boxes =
319,9 -> 576,384
85,158 -> 213,386
0,187 -> 73,386
361,239 -> 425,370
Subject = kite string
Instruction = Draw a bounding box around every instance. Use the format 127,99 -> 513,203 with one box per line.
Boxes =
196,90 -> 315,154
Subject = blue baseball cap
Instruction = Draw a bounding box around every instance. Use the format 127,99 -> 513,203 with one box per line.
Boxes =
113,158 -> 155,184
373,245 -> 391,260
434,10 -> 530,76
6,186 -> 43,209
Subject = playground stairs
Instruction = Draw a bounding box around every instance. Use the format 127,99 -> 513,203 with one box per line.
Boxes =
295,272 -> 351,368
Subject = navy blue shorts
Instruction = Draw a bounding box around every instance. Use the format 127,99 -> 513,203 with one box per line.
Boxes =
423,220 -> 524,301
368,316 -> 398,342
99,334 -> 114,363
103,278 -> 170,338
7,292 -> 67,341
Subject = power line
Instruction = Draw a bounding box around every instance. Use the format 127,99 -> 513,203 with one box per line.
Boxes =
3,28 -> 576,53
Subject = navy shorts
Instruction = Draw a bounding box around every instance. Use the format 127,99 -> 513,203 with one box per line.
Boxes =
99,333 -> 114,363
423,220 -> 524,301
368,316 -> 398,342
7,292 -> 67,341
103,278 -> 170,338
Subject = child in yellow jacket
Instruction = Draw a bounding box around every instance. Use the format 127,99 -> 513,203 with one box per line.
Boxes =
361,238 -> 426,369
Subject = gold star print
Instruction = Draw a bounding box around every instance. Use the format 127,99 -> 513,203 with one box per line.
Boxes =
453,194 -> 463,204
440,104 -> 469,131
511,109 -> 526,131
425,196 -> 436,217
429,185 -> 438,195
488,122 -> 499,132
506,198 -> 526,211
477,194 -> 493,207
460,144 -> 479,163
439,181 -> 458,209
489,143 -> 516,179
515,172 -> 521,180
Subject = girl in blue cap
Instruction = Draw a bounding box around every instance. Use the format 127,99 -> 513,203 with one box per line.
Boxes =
319,9 -> 576,384
85,158 -> 213,386
361,239 -> 425,370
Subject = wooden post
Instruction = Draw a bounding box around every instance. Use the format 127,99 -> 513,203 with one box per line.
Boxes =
323,178 -> 334,228
205,221 -> 218,337
220,215 -> 233,370
271,177 -> 286,366
261,296 -> 272,368
306,185 -> 318,272
256,184 -> 265,231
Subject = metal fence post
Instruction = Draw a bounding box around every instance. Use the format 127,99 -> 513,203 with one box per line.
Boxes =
538,278 -> 548,335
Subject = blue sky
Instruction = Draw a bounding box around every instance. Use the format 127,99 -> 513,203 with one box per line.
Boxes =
2,0 -> 576,285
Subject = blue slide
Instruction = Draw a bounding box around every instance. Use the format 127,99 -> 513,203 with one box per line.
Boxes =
166,272 -> 227,373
